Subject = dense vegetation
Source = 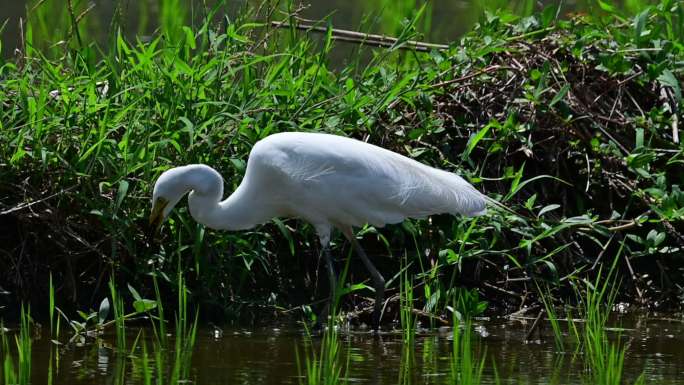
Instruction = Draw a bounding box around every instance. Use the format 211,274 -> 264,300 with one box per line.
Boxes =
0,0 -> 682,329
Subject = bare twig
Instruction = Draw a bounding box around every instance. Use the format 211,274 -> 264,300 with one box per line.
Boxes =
270,21 -> 449,52
0,186 -> 78,215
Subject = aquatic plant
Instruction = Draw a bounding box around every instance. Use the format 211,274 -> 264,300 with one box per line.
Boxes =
297,325 -> 348,385
170,271 -> 198,383
449,321 -> 486,385
578,250 -> 626,385
109,279 -> 127,350
400,254 -> 417,343
537,283 -> 566,352
1,322 -> 18,385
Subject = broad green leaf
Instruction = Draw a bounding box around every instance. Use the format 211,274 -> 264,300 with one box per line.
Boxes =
182,26 -> 196,49
128,283 -> 142,302
133,299 -> 158,313
658,69 -> 681,101
98,298 -> 110,325
597,0 -> 617,13
538,204 -> 561,217
115,180 -> 129,213
464,123 -> 492,159
549,84 -> 570,107
633,8 -> 650,43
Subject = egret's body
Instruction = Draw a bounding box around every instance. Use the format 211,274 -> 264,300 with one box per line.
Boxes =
150,132 -> 489,328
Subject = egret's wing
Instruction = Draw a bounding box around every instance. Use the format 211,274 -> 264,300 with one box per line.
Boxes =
248,132 -> 487,228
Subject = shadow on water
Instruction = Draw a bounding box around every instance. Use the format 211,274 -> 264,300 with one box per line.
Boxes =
1,315 -> 683,384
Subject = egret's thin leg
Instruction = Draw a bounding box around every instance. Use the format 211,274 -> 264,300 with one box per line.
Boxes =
323,246 -> 338,302
342,228 -> 385,330
319,245 -> 337,323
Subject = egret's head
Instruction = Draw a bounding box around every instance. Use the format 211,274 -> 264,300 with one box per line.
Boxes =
149,167 -> 191,234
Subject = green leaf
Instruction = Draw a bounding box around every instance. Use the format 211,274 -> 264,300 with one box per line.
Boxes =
542,260 -> 559,282
272,218 -> 295,256
635,128 -> 644,149
464,122 -> 492,159
633,8 -> 650,43
98,298 -> 110,325
549,84 -> 570,107
597,0 -> 617,13
133,299 -> 157,313
127,283 -> 142,302
538,204 -> 561,217
657,69 -> 681,102
115,180 -> 129,213
182,26 -> 196,49
230,158 -> 246,173
340,282 -> 370,296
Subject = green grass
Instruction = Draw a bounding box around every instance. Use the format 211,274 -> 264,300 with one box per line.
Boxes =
15,305 -> 31,385
109,279 -> 127,350
537,283 -> 566,352
1,322 -> 18,385
400,254 -> 417,343
297,323 -> 348,385
578,264 -> 626,385
170,271 -> 198,383
0,306 -> 32,385
449,321 -> 487,385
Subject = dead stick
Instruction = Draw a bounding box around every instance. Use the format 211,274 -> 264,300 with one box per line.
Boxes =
427,65 -> 519,90
525,309 -> 545,341
623,252 -> 644,303
271,21 -> 449,52
672,113 -> 679,144
0,185 -> 78,215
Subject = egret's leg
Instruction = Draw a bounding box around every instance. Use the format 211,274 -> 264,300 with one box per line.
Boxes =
323,246 -> 338,307
315,226 -> 336,325
342,228 -> 386,330
316,245 -> 338,325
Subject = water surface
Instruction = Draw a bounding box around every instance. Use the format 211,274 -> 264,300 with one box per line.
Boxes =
18,315 -> 684,384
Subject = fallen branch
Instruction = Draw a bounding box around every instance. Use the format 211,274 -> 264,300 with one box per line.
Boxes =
270,21 -> 449,52
0,185 -> 78,216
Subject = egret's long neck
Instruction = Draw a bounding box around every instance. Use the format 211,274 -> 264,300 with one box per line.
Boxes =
184,165 -> 267,231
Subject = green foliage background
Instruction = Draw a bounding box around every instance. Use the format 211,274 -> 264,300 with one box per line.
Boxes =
0,0 -> 682,322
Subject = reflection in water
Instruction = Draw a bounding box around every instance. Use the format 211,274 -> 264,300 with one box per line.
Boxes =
11,317 -> 682,385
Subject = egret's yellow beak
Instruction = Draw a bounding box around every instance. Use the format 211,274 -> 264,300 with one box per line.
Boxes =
148,197 -> 169,237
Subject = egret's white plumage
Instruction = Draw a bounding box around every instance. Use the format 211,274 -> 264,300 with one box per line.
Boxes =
150,131 -> 490,328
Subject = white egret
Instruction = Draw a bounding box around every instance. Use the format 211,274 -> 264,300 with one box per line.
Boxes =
149,131 -> 491,329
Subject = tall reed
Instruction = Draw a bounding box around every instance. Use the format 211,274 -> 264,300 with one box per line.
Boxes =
108,279 -> 126,350
578,250 -> 627,385
1,321 -> 17,385
15,305 -> 32,385
296,326 -> 348,385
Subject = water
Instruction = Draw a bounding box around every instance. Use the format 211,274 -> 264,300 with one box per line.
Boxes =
14,316 -> 684,384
